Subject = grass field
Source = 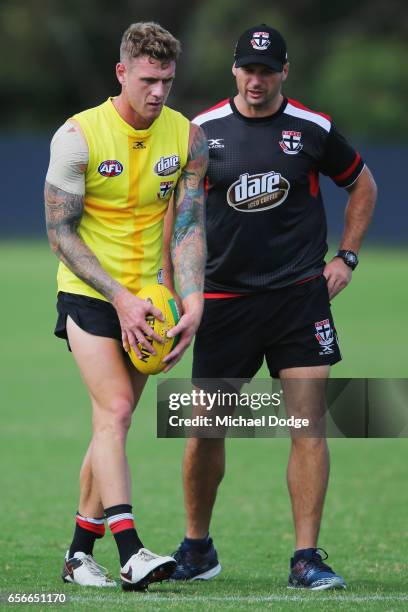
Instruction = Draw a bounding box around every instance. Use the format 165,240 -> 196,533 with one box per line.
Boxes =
0,241 -> 407,611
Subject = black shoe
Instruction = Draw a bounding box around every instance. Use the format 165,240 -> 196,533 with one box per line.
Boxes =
288,548 -> 346,590
171,538 -> 221,580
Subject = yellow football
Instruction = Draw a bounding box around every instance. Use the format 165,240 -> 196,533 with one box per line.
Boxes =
128,284 -> 180,375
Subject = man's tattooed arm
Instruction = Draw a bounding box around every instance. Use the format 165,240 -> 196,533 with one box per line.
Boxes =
44,181 -> 122,302
171,123 -> 208,299
162,123 -> 208,370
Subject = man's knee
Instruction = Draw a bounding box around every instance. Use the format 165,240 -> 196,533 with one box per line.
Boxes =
93,396 -> 135,437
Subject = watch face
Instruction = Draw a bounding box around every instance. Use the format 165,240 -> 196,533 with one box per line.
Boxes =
336,250 -> 358,268
344,251 -> 358,268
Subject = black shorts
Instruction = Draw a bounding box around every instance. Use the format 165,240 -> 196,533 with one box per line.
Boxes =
192,276 -> 341,380
55,291 -> 122,349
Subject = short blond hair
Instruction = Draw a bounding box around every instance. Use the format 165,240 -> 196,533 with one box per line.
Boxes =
120,22 -> 181,63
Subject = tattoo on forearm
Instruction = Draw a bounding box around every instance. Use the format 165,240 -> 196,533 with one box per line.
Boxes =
188,124 -> 209,165
171,125 -> 208,299
171,193 -> 206,298
44,181 -> 121,301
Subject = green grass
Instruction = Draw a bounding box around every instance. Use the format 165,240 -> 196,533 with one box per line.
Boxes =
0,241 -> 407,611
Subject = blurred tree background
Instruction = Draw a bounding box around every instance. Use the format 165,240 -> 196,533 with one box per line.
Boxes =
0,0 -> 407,140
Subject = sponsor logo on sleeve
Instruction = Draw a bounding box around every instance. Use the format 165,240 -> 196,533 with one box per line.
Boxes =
227,170 -> 290,212
279,131 -> 303,155
315,319 -> 334,355
98,160 -> 123,177
154,155 -> 180,176
251,31 -> 271,50
208,138 -> 224,149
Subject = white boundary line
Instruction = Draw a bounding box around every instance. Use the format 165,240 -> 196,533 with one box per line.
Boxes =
70,594 -> 408,603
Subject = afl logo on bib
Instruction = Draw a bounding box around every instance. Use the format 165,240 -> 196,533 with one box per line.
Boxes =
227,170 -> 290,212
98,160 -> 123,177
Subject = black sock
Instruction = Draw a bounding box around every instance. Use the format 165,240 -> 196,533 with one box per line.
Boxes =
69,512 -> 105,558
183,535 -> 211,553
105,504 -> 144,566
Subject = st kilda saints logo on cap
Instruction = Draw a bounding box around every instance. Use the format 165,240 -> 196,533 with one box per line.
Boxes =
227,170 -> 290,212
154,154 -> 180,176
98,160 -> 123,177
279,131 -> 303,155
251,31 -> 271,50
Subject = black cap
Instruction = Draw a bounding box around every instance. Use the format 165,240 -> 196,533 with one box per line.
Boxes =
234,24 -> 287,71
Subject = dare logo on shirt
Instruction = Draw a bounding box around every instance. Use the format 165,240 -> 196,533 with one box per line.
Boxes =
153,155 -> 180,176
227,170 -> 290,212
98,160 -> 124,177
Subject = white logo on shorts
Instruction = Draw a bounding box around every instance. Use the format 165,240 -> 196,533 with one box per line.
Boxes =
315,319 -> 334,355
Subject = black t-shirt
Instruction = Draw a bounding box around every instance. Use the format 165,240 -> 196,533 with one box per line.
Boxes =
193,97 -> 364,293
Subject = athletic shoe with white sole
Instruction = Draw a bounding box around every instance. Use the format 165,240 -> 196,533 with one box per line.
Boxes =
62,551 -> 116,587
288,548 -> 346,590
120,548 -> 176,591
171,538 -> 222,580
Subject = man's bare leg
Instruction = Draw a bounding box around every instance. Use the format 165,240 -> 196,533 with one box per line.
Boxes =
65,317 -> 147,570
67,316 -> 147,508
77,361 -> 147,518
171,436 -> 223,580
183,437 -> 225,538
172,387 -> 230,580
77,442 -> 104,518
281,365 -> 345,588
280,365 -> 330,550
64,318 -> 176,587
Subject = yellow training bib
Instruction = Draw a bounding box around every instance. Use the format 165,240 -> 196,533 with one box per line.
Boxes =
57,98 -> 190,299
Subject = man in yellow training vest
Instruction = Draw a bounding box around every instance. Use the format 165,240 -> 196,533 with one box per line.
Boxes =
44,22 -> 207,591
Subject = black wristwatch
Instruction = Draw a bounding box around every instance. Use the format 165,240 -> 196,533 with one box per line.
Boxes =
335,249 -> 359,270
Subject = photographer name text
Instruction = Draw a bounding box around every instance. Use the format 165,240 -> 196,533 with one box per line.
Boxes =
168,415 -> 309,429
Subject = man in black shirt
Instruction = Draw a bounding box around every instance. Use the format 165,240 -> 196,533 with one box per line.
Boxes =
165,24 -> 377,589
